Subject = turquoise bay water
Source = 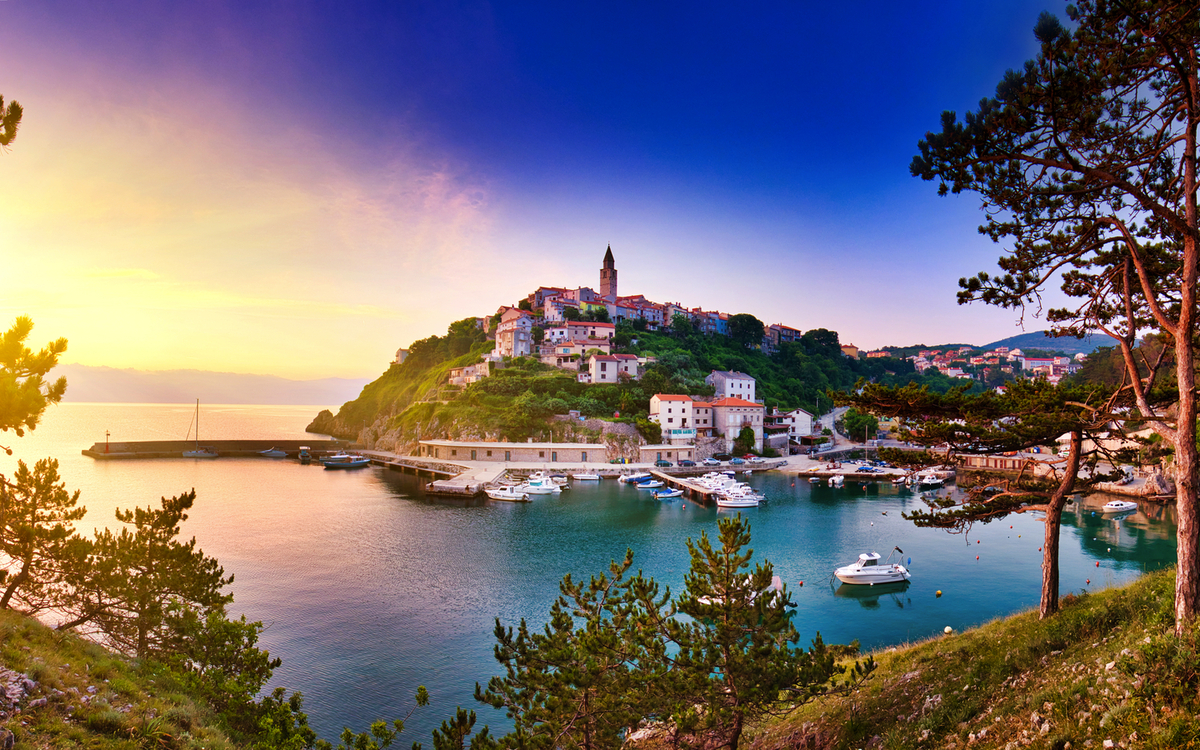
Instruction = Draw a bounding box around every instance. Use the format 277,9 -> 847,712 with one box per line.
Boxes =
3,404 -> 1180,742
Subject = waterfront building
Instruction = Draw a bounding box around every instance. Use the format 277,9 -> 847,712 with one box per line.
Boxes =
705,370 -> 756,402
841,343 -> 860,359
637,444 -> 696,464
710,397 -> 765,452
418,439 -> 606,463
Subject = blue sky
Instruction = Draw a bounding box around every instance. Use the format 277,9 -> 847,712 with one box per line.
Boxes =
0,1 -> 1068,378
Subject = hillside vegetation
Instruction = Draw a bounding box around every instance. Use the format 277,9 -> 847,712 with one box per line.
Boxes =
308,318 -> 968,449
751,567 -> 1197,750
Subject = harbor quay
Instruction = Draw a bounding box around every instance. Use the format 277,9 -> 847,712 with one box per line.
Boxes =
82,438 -> 348,459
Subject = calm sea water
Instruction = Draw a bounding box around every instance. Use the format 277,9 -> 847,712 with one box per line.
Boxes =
2,404 -> 1180,742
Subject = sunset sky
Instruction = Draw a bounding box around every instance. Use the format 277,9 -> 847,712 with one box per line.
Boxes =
0,1 -> 1068,380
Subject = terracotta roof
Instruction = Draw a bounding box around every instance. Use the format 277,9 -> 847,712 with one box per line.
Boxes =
653,394 -> 692,401
710,397 -> 763,408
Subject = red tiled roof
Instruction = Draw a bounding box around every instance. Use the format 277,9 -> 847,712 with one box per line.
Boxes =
710,397 -> 763,408
653,394 -> 692,401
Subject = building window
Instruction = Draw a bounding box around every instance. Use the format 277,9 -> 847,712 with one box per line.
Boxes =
582,451 -> 587,462
452,449 -> 457,456
552,451 -> 557,462
505,451 -> 511,461
539,451 -> 545,458
471,450 -> 477,460
487,450 -> 492,457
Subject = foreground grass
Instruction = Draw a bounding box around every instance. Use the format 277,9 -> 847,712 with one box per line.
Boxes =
751,568 -> 1198,750
0,609 -> 238,750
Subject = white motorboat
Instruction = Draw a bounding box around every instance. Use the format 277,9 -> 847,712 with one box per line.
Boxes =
259,447 -> 287,458
620,472 -> 652,483
1101,499 -> 1138,514
829,475 -> 845,488
486,487 -> 530,502
523,475 -> 562,492
654,489 -> 683,499
516,481 -> 559,495
572,472 -> 600,480
834,548 -> 911,585
916,472 -> 944,488
716,495 -> 760,508
636,480 -> 664,489
808,477 -> 821,484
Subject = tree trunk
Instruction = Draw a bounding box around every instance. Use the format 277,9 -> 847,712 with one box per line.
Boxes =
1040,431 -> 1081,619
1174,309 -> 1199,635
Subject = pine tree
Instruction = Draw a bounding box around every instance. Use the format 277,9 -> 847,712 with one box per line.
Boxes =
912,0 -> 1200,631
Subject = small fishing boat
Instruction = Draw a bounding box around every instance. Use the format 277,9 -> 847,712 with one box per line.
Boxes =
829,475 -> 845,488
619,472 -> 652,483
486,487 -> 530,502
808,477 -> 821,484
258,447 -> 287,458
572,472 -> 601,481
298,446 -> 312,465
321,453 -> 371,469
654,488 -> 683,499
1101,499 -> 1138,514
636,480 -> 664,489
834,548 -> 911,585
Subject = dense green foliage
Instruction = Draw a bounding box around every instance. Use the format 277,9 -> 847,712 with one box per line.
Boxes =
619,323 -> 972,415
473,515 -> 871,750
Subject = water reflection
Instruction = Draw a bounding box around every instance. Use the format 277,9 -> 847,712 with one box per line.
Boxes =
833,580 -> 912,610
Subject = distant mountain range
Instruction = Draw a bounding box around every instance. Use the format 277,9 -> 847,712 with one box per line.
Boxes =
51,364 -> 371,406
977,330 -> 1120,356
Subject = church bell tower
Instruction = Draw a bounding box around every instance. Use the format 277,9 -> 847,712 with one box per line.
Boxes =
600,245 -> 618,300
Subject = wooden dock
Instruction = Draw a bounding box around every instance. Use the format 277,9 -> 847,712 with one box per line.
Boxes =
649,471 -> 718,507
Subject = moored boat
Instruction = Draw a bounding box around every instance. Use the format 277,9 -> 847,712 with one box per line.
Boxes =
636,480 -> 664,489
182,399 -> 218,458
486,487 -> 530,502
572,472 -> 601,480
834,547 -> 911,585
1101,499 -> 1138,514
654,488 -> 683,499
619,472 -> 652,483
321,453 -> 371,469
259,447 -> 287,458
298,446 -> 312,465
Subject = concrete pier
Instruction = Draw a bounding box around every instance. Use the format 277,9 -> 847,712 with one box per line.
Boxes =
84,439 -> 347,460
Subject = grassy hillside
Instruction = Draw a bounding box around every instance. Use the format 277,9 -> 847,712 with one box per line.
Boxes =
750,568 -> 1195,750
0,608 -> 245,749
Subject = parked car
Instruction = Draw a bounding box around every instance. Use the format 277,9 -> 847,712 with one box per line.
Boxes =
702,457 -> 720,466
678,459 -> 696,467
748,457 -> 765,464
743,453 -> 756,459
655,460 -> 672,467
713,453 -> 733,461
730,457 -> 746,465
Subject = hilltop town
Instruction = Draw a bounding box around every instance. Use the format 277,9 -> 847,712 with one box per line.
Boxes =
309,246 -> 1109,465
